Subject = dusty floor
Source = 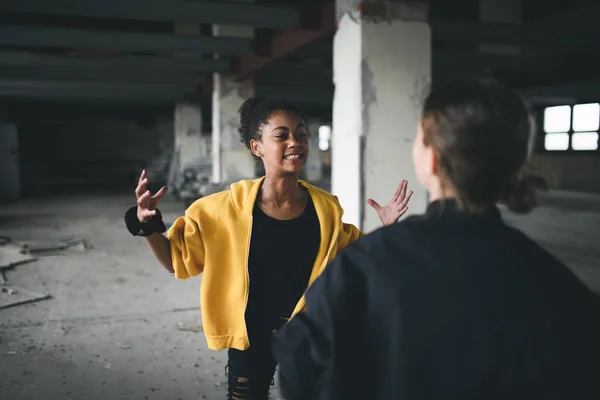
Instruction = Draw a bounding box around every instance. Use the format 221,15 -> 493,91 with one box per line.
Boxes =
0,189 -> 599,400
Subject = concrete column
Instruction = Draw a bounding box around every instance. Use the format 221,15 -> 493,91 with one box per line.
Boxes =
169,22 -> 207,182
306,118 -> 324,182
332,1 -> 431,232
212,25 -> 256,183
173,102 -> 203,176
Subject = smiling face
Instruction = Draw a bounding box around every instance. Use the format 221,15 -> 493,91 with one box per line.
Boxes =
250,110 -> 309,177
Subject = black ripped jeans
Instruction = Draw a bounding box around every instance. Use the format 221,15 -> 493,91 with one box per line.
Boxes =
226,334 -> 278,400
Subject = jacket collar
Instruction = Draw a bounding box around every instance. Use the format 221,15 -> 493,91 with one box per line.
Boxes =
228,176 -> 342,217
424,198 -> 503,224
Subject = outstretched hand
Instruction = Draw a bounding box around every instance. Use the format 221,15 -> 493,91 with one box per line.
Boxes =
135,169 -> 168,223
367,180 -> 413,226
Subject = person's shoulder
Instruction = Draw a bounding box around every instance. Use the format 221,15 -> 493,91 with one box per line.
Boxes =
184,189 -> 232,218
368,214 -> 426,241
502,224 -> 592,285
339,218 -> 420,262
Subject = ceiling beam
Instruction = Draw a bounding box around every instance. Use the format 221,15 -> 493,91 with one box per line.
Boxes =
233,1 -> 335,80
0,79 -> 193,102
255,61 -> 332,85
520,80 -> 600,102
0,0 -> 300,29
434,51 -> 559,72
0,66 -> 206,86
1,102 -> 173,119
532,3 -> 600,27
255,85 -> 334,106
432,20 -> 597,52
0,50 -> 231,72
293,40 -> 333,61
0,26 -> 253,56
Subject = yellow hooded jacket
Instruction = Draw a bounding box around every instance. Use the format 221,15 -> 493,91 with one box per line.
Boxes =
167,176 -> 364,351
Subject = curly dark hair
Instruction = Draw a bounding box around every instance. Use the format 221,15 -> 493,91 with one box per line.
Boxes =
237,97 -> 307,158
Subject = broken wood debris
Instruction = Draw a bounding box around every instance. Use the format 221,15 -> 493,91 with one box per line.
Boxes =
20,238 -> 90,256
0,283 -> 51,310
0,244 -> 38,270
0,235 -> 90,309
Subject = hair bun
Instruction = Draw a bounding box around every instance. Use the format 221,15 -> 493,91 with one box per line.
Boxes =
238,97 -> 266,123
503,173 -> 549,214
238,97 -> 266,149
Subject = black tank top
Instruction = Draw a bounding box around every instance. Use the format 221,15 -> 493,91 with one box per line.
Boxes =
244,194 -> 321,343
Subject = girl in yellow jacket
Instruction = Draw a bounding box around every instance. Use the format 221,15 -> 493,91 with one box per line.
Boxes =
125,97 -> 412,399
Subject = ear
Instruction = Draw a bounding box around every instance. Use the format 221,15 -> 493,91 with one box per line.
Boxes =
250,138 -> 262,158
424,145 -> 439,177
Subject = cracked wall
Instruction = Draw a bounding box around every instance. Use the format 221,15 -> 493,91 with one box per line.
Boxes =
214,75 -> 256,182
361,17 -> 431,231
332,2 -> 431,231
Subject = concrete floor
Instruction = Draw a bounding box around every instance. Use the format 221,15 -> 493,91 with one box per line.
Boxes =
0,189 -> 598,400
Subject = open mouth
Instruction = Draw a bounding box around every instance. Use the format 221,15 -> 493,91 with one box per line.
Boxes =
283,153 -> 303,160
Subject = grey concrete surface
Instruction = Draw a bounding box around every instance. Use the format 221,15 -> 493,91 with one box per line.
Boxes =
0,189 -> 598,400
502,191 -> 600,295
0,192 -> 278,400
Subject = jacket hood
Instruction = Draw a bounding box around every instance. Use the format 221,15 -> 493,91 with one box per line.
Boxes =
229,176 -> 265,215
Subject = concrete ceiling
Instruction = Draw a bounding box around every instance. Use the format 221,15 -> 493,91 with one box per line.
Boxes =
0,0 -> 598,111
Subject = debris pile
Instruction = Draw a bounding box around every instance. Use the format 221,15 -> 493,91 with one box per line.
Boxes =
0,236 -> 90,310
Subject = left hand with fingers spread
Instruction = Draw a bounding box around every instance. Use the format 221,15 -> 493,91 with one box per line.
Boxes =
367,180 -> 413,226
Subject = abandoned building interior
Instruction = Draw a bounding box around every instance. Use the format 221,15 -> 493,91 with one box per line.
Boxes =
1,0 -> 599,399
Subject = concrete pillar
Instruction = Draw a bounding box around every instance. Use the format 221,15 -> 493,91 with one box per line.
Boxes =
168,22 -> 208,181
332,1 -> 431,232
212,25 -> 256,183
173,102 -> 203,176
306,118 -> 324,182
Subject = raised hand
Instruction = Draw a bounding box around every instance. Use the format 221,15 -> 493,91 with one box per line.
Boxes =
135,169 -> 168,223
366,180 -> 413,226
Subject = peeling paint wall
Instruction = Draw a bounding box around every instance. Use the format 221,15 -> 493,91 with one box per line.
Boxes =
212,24 -> 256,183
216,76 -> 256,181
361,18 -> 430,232
332,0 -> 431,231
174,102 -> 204,175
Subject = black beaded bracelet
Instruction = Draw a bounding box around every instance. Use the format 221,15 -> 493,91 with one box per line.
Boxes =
124,206 -> 167,237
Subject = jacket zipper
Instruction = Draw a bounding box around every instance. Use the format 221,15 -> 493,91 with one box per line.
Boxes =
243,214 -> 253,348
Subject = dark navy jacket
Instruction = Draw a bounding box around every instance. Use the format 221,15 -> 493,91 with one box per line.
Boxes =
272,200 -> 600,400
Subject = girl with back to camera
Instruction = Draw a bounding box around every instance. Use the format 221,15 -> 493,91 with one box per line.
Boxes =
124,97 -> 413,399
273,78 -> 600,400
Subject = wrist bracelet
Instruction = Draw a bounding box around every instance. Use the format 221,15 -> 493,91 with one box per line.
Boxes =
124,206 -> 167,237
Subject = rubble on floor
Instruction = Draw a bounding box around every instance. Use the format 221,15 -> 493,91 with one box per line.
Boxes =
0,282 -> 50,310
0,235 -> 90,309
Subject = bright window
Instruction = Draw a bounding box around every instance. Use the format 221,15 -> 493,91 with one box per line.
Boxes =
543,105 -> 571,133
544,133 -> 570,151
573,103 -> 600,132
572,132 -> 599,151
542,103 -> 599,152
318,125 -> 331,151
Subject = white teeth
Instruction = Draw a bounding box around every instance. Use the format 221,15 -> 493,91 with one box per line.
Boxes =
284,154 -> 301,160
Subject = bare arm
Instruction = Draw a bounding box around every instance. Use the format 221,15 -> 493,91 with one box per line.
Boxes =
145,233 -> 174,273
134,169 -> 173,272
